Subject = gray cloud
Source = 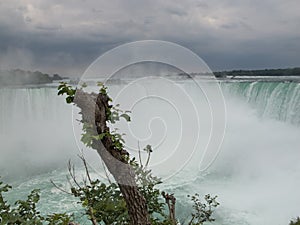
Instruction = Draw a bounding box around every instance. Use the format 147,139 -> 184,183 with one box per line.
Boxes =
0,0 -> 299,76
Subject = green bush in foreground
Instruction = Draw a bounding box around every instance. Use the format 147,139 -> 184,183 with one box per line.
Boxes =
1,174 -> 220,225
0,180 -> 71,225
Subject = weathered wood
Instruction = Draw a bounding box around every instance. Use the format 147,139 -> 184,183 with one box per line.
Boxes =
73,89 -> 151,225
162,192 -> 176,224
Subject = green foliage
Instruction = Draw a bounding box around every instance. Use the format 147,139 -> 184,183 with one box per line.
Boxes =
96,84 -> 131,124
290,217 -> 300,225
57,81 -> 131,153
0,180 -> 13,224
65,152 -> 173,225
76,82 -> 130,152
0,179 -> 72,225
136,169 -> 169,224
106,104 -> 131,124
45,213 -> 71,225
97,82 -> 108,95
71,180 -> 128,224
109,129 -> 126,151
13,189 -> 43,225
80,122 -> 126,152
80,123 -> 102,148
187,193 -> 219,225
130,157 -> 171,224
57,82 -> 76,103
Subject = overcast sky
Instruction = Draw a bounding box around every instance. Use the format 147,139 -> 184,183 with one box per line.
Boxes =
0,0 -> 299,76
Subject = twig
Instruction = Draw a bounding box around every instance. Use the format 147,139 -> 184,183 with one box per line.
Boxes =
68,160 -> 81,189
78,154 -> 92,185
50,179 -> 71,194
89,207 -> 99,225
162,191 -> 176,225
188,215 -> 195,225
137,141 -> 143,168
145,150 -> 151,168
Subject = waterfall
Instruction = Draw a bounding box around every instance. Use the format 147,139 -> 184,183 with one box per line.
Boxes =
222,81 -> 300,125
0,87 -> 78,179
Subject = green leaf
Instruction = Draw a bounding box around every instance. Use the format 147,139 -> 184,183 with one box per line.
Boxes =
66,96 -> 74,104
120,114 -> 131,122
98,133 -> 107,140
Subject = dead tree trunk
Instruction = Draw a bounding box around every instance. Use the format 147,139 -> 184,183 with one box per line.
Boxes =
162,192 -> 176,224
74,89 -> 151,225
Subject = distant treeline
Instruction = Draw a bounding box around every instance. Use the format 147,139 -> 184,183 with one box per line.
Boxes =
214,67 -> 300,78
0,69 -> 64,86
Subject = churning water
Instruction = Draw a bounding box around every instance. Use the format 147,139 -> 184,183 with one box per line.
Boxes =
0,79 -> 300,225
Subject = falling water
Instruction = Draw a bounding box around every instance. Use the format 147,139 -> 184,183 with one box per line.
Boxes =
222,81 -> 300,125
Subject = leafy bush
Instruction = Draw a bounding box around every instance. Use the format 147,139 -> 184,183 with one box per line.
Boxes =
187,194 -> 219,225
0,180 -> 71,225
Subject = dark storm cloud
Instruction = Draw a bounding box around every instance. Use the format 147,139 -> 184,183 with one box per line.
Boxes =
0,0 -> 299,75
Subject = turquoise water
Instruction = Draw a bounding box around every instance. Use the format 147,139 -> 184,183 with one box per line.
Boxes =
1,80 -> 300,225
